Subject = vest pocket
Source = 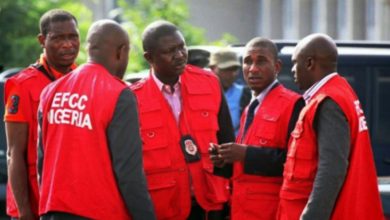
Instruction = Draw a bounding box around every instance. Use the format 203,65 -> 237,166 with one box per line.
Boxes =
147,173 -> 179,219
253,113 -> 281,146
143,145 -> 171,172
243,188 -> 279,218
285,121 -> 317,180
141,125 -> 171,172
190,110 -> 219,131
202,161 -> 229,203
285,147 -> 317,180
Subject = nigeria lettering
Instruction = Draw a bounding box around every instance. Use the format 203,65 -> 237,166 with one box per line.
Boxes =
48,92 -> 93,130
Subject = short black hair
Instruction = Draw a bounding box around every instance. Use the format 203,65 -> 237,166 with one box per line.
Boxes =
39,9 -> 78,36
142,20 -> 179,52
246,37 -> 278,61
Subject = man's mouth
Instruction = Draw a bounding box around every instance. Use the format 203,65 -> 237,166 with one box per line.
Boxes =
248,76 -> 262,83
60,51 -> 77,60
175,61 -> 186,69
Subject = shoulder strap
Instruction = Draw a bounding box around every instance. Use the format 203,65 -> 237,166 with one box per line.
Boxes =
30,63 -> 55,82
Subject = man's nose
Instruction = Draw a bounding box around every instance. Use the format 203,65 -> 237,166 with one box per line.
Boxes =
174,49 -> 186,58
249,63 -> 259,73
62,38 -> 74,48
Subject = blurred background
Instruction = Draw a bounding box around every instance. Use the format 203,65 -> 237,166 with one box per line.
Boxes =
1,0 -> 390,74
1,0 -> 390,219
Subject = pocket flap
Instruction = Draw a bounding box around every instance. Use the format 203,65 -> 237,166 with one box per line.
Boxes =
141,127 -> 168,150
187,96 -> 218,111
139,99 -> 161,113
261,112 -> 280,122
147,173 -> 176,191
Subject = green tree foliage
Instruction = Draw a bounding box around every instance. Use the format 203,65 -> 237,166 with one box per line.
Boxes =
117,0 -> 237,72
0,0 -> 92,69
0,0 -> 237,73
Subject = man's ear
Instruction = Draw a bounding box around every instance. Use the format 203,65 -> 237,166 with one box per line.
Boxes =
144,51 -> 153,63
306,56 -> 315,70
209,66 -> 217,73
274,59 -> 282,75
38,34 -> 45,48
117,44 -> 125,60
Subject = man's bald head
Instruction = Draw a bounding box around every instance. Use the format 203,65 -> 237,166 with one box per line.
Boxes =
295,33 -> 338,73
292,33 -> 338,90
86,19 -> 130,78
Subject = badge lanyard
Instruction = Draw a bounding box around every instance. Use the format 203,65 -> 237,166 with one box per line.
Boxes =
178,88 -> 201,163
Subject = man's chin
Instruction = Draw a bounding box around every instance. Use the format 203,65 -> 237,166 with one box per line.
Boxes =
58,62 -> 75,71
175,69 -> 185,76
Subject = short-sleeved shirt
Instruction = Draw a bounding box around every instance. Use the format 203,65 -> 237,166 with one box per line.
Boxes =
4,55 -> 74,122
3,54 -> 75,218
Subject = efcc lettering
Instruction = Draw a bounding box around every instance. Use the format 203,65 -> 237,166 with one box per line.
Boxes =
48,92 -> 93,130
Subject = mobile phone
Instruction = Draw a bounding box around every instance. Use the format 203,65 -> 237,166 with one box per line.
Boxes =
209,143 -> 218,155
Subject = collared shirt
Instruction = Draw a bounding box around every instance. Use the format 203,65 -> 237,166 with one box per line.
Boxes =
4,54 -> 76,122
303,72 -> 338,103
251,79 -> 278,113
39,54 -> 76,79
152,71 -> 182,123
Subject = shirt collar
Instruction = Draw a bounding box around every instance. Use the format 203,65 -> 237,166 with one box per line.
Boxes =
303,72 -> 338,103
39,54 -> 77,80
251,79 -> 278,103
151,69 -> 181,92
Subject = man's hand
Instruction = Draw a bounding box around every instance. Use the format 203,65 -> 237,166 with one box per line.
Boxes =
209,143 -> 225,168
218,143 -> 247,163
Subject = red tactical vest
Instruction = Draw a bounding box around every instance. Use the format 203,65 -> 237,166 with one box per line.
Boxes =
279,75 -> 384,220
130,65 -> 230,220
4,66 -> 52,218
39,63 -> 132,219
231,85 -> 301,220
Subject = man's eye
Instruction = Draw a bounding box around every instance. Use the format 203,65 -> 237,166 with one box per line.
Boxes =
243,59 -> 252,65
70,35 -> 79,40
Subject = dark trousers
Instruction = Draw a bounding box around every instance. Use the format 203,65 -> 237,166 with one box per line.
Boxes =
187,198 -> 229,220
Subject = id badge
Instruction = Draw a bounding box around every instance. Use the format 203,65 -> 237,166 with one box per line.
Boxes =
180,135 -> 201,163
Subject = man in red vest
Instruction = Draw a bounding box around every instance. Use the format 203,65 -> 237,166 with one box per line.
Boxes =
278,33 -> 384,220
38,20 -> 155,220
209,37 -> 304,220
130,20 -> 235,220
4,9 -> 79,220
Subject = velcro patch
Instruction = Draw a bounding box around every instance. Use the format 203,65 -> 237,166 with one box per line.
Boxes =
8,95 -> 20,114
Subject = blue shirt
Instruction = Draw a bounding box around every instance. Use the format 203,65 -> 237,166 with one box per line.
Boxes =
225,83 -> 245,135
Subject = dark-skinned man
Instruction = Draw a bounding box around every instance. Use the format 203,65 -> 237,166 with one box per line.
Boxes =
210,37 -> 304,220
130,20 -> 235,220
278,33 -> 384,220
209,48 -> 251,136
4,9 -> 79,220
37,20 -> 155,220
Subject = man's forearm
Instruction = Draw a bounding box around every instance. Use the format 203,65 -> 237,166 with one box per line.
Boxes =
8,150 -> 32,214
244,146 -> 286,176
6,122 -> 33,216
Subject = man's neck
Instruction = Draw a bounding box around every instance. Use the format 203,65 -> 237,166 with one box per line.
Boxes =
156,74 -> 179,86
46,61 -> 70,74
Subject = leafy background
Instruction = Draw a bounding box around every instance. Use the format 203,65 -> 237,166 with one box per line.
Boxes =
0,0 -> 237,76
